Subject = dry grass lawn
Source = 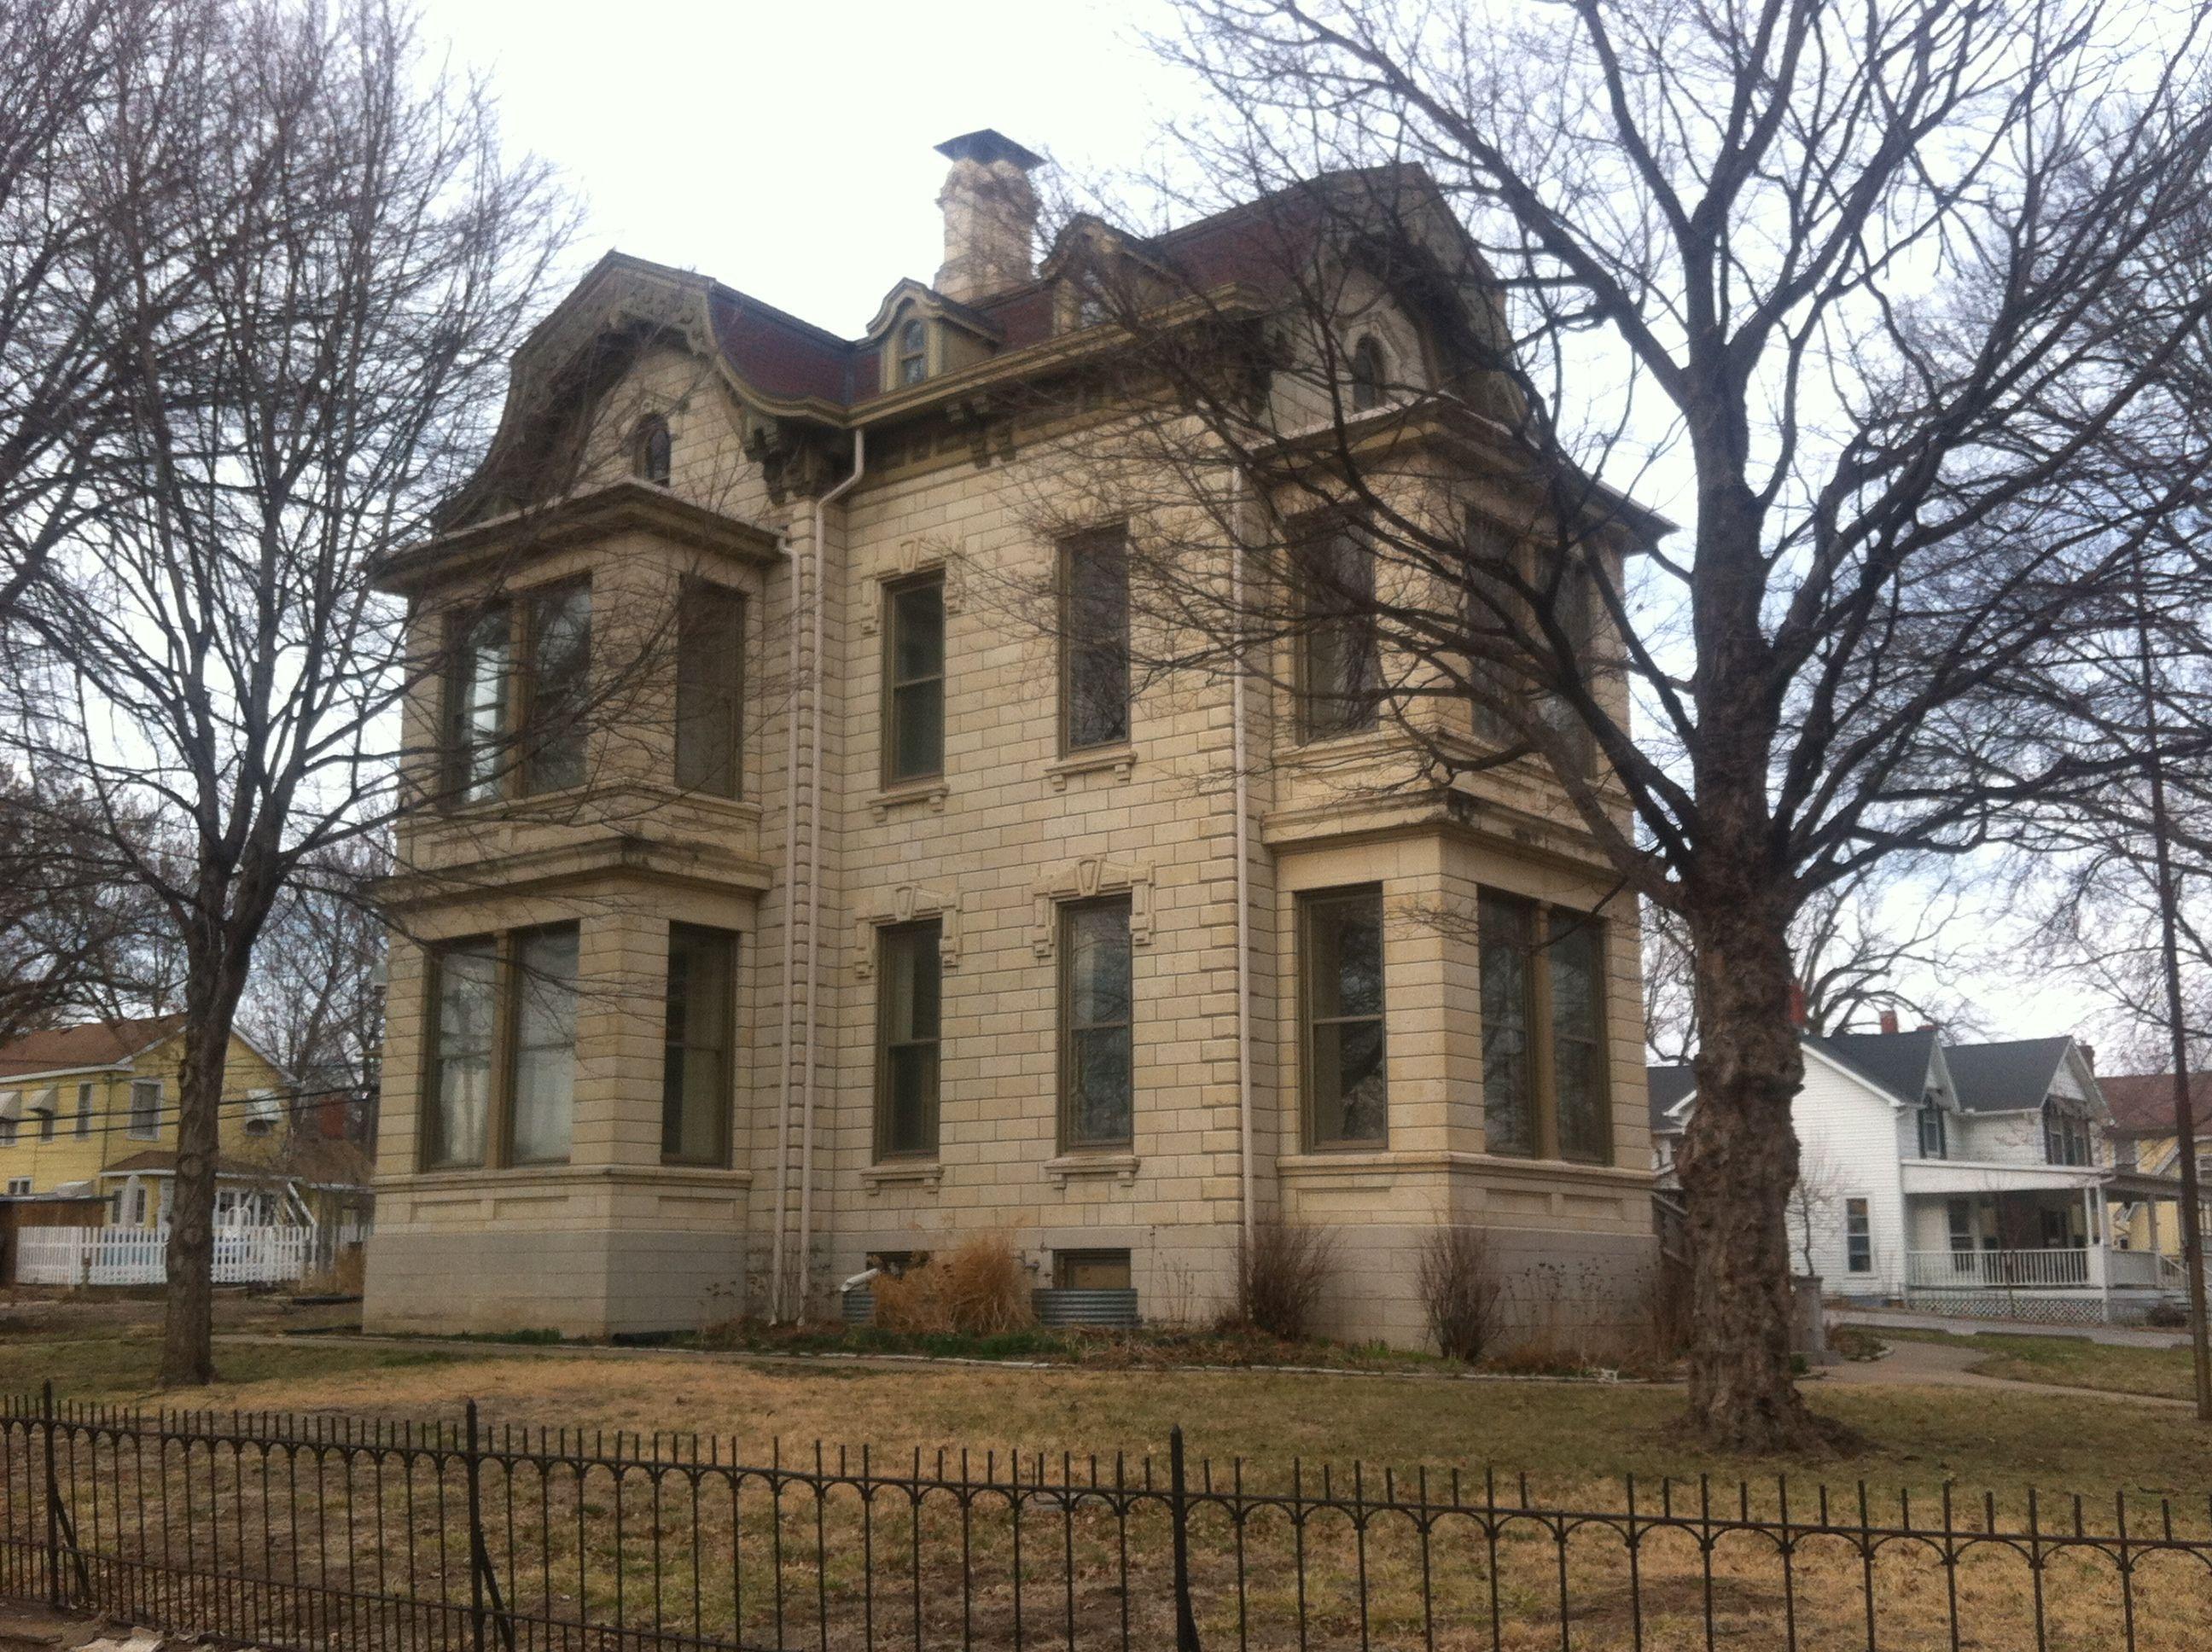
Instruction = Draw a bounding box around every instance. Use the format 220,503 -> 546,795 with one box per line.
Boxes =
9,1326 -> 2212,1650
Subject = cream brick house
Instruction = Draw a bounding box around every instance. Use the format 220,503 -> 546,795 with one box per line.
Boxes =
363,131 -> 1661,1347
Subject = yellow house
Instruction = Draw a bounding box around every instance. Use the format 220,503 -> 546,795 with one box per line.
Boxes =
2102,1072 -> 2212,1258
0,1015 -> 300,1227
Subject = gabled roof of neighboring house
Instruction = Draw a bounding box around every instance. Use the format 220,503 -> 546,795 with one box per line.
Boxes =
103,1149 -> 289,1180
1942,1038 -> 2078,1114
0,1015 -> 186,1079
2099,1072 -> 2212,1137
1647,1064 -> 1695,1134
1810,1029 -> 1941,1106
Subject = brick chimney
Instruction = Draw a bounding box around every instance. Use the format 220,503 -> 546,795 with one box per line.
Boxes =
1879,1008 -> 1900,1034
934,130 -> 1043,304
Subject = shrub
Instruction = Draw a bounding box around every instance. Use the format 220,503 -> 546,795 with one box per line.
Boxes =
1414,1226 -> 1504,1362
875,1236 -> 1034,1335
2145,1300 -> 2190,1329
1230,1220 -> 1336,1342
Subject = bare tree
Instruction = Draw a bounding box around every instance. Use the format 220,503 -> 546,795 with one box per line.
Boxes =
0,0 -> 201,624
1645,861 -> 1988,1058
0,771 -> 172,1043
238,840 -> 389,1146
2,0 -> 568,1386
1043,0 -> 2212,1447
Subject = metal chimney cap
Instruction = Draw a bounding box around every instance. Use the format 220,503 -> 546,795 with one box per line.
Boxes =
934,129 -> 1045,171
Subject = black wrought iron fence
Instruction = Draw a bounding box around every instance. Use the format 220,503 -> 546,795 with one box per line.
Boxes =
4,1383 -> 2211,1651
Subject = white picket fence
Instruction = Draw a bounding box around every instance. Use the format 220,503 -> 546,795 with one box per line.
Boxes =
14,1224 -> 321,1287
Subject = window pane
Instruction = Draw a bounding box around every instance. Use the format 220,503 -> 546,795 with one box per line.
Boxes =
676,584 -> 744,797
1064,899 -> 1132,1147
1297,525 -> 1378,739
448,609 -> 510,804
1312,893 -> 1384,1020
522,583 -> 591,795
1481,893 -> 1535,1156
877,922 -> 940,1157
1549,916 -> 1609,1163
1305,888 -> 1387,1145
886,579 -> 945,782
509,927 -> 579,1163
663,924 -> 735,1165
1064,530 -> 1130,749
428,942 -> 496,1167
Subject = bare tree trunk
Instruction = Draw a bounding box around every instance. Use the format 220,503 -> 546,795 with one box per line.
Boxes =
1677,892 -> 1839,1450
160,937 -> 247,1387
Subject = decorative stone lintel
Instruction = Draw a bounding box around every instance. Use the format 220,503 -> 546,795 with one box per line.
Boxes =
1029,857 -> 1155,957
1044,1152 -> 1139,1189
859,537 -> 966,634
867,781 -> 950,823
853,883 -> 962,978
1043,745 -> 1136,791
860,1160 -> 944,1196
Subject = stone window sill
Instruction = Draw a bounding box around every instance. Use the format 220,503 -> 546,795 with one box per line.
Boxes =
1043,745 -> 1136,790
860,1160 -> 944,1195
1044,1152 -> 1139,1188
868,781 -> 950,822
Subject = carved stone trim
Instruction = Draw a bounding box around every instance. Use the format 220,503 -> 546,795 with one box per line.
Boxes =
860,1160 -> 944,1196
1044,1152 -> 1140,1190
1028,858 -> 1155,958
1043,745 -> 1136,791
866,781 -> 950,822
853,883 -> 962,979
859,537 -> 966,635
742,415 -> 848,506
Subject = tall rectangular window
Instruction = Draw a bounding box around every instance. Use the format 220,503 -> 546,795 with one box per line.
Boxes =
1302,887 -> 1387,1145
1480,893 -> 1536,1156
675,583 -> 744,798
74,1083 -> 93,1138
1295,521 -> 1379,741
127,1079 -> 161,1140
508,925 -> 579,1164
1918,1104 -> 1947,1160
663,923 -> 736,1166
34,1091 -> 55,1141
1481,891 -> 1613,1164
875,920 -> 941,1158
1548,917 -> 1609,1163
445,607 -> 511,806
883,575 -> 946,783
1061,898 -> 1133,1149
1845,1198 -> 1872,1273
1061,527 -> 1130,751
520,581 -> 591,796
425,940 -> 497,1167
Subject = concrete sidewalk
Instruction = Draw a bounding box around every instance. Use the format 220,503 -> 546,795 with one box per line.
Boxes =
1809,1335 -> 2192,1406
1834,1306 -> 2190,1348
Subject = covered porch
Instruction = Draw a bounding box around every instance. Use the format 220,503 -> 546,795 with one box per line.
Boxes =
1898,1160 -> 2183,1322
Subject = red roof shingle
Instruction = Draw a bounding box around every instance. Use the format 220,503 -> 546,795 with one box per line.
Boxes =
0,1015 -> 183,1080
2098,1072 -> 2212,1136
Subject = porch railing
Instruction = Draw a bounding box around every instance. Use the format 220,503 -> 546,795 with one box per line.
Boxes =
1906,1246 -> 2093,1289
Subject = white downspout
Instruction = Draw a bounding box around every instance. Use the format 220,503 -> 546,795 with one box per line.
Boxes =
1232,494 -> 1256,1251
792,429 -> 865,1320
769,528 -> 806,1320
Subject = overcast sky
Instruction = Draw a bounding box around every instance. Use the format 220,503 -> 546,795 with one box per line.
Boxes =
421,0 -> 1183,335
409,0 -> 2120,1056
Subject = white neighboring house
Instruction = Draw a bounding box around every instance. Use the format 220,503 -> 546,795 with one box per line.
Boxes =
1651,1029 -> 2188,1323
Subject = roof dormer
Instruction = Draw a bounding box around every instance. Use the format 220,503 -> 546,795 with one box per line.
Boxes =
863,280 -> 1004,395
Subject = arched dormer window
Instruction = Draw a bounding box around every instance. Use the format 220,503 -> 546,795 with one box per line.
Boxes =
1348,335 -> 1388,412
898,318 -> 929,386
632,414 -> 672,486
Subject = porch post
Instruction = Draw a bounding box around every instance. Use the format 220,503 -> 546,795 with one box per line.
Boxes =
2091,1184 -> 2111,1321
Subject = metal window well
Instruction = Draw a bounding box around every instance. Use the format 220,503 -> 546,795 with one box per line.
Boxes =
1032,1287 -> 1140,1328
841,1287 -> 875,1325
